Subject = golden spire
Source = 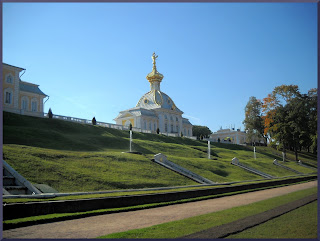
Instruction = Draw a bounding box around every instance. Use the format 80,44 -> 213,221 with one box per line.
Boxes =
146,52 -> 164,87
152,52 -> 158,70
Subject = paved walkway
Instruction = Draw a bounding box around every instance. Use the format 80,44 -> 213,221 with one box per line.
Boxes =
3,181 -> 317,239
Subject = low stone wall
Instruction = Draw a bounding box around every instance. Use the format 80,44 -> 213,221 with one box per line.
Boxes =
3,175 -> 316,220
231,158 -> 274,179
273,159 -> 303,174
153,154 -> 215,184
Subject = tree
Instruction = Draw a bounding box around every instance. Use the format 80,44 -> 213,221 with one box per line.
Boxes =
129,123 -> 132,130
48,108 -> 53,119
243,96 -> 266,145
92,117 -> 97,125
192,125 -> 212,139
180,132 -> 183,137
261,85 -> 317,160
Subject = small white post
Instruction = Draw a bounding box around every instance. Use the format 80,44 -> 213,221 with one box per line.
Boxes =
130,130 -> 132,152
282,152 -> 285,162
254,147 -> 256,160
208,140 -> 211,159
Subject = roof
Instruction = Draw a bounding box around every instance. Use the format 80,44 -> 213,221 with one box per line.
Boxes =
136,90 -> 183,113
20,81 -> 47,96
114,107 -> 157,120
3,63 -> 25,71
182,118 -> 192,125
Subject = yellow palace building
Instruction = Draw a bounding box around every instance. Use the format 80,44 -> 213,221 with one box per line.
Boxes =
2,63 -> 47,117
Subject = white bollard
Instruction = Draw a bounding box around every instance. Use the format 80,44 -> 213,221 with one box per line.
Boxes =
129,130 -> 132,152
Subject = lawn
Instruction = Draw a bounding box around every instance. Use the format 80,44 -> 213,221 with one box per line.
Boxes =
226,201 -> 317,239
97,186 -> 317,239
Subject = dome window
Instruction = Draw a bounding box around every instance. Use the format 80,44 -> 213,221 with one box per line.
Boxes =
144,99 -> 149,104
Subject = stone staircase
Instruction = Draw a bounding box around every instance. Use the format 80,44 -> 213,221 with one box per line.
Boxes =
273,159 -> 303,174
231,157 -> 274,179
2,160 -> 41,195
153,153 -> 216,185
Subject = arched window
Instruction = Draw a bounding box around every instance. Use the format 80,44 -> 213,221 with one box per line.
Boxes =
149,122 -> 152,130
165,123 -> 168,132
154,123 -> 156,131
4,88 -> 13,105
176,117 -> 178,121
6,74 -> 13,84
21,96 -> 29,111
31,98 -> 38,112
171,124 -> 173,133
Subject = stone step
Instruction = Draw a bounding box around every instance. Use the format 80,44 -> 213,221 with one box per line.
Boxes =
3,176 -> 15,186
4,186 -> 28,195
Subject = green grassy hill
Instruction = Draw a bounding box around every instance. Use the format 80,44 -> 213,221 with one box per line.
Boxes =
3,112 -> 317,192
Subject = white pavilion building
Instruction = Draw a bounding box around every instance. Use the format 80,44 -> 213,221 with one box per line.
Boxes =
114,53 -> 193,137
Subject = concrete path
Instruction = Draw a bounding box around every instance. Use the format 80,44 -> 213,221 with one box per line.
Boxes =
3,181 -> 317,239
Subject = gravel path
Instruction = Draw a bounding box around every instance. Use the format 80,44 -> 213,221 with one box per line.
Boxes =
3,181 -> 317,239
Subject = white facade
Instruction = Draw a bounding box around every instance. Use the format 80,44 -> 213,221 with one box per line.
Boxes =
210,128 -> 247,145
114,53 -> 193,136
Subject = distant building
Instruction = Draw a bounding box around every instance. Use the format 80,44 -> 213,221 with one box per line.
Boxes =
2,63 -> 47,117
114,53 -> 193,136
210,128 -> 247,145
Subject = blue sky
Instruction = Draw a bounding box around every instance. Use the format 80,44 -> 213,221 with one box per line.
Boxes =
3,2 -> 317,133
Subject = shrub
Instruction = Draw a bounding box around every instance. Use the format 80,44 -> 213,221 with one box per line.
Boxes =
92,117 -> 97,125
48,108 -> 53,119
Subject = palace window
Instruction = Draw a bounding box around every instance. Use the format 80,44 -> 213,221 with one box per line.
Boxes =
22,98 -> 28,110
31,100 -> 38,112
176,125 -> 179,133
171,124 -> 173,133
165,123 -> 168,132
176,117 -> 178,121
4,88 -> 13,105
6,75 -> 13,84
5,91 -> 12,104
144,121 -> 147,130
164,115 -> 167,120
188,129 -> 190,136
149,122 -> 152,130
154,123 -> 156,131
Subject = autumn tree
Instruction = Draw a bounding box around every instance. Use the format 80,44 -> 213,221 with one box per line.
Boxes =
262,84 -> 317,160
243,96 -> 266,145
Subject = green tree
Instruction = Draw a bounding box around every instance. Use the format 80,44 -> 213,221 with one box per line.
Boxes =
192,125 -> 212,139
243,96 -> 266,145
262,85 -> 317,160
129,123 -> 132,130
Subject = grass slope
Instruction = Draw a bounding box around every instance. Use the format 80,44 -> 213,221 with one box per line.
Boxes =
3,112 -> 316,192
